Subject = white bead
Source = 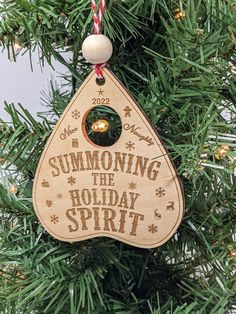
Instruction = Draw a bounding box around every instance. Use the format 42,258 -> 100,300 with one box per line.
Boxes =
82,34 -> 113,64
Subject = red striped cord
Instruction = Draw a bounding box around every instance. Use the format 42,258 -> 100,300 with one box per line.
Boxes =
90,0 -> 107,79
91,0 -> 105,34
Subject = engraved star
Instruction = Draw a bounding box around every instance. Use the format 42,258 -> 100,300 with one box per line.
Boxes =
51,215 -> 59,224
129,182 -> 137,190
68,176 -> 76,185
148,224 -> 158,234
126,141 -> 135,151
97,88 -> 104,97
155,187 -> 166,197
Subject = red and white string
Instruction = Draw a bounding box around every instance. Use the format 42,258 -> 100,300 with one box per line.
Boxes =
92,63 -> 107,80
90,0 -> 107,79
91,0 -> 105,34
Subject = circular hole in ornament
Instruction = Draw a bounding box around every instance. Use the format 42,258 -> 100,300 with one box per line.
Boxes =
83,106 -> 122,147
96,77 -> 105,86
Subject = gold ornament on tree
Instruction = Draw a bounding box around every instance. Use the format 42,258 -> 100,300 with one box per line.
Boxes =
175,8 -> 186,20
215,145 -> 230,160
175,0 -> 186,20
9,185 -> 18,194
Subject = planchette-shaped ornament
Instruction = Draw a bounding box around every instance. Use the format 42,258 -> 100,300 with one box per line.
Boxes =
33,68 -> 184,248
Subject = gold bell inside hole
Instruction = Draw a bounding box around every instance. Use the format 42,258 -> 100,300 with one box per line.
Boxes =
91,119 -> 109,133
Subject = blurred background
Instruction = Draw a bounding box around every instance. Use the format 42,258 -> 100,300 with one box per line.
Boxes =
0,49 -> 66,121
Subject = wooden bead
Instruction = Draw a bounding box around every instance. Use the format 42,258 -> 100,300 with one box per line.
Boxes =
82,34 -> 113,64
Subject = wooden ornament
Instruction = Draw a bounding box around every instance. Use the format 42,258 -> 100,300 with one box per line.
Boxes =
33,69 -> 184,248
82,35 -> 113,64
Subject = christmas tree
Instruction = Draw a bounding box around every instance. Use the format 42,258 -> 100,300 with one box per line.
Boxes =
0,0 -> 236,313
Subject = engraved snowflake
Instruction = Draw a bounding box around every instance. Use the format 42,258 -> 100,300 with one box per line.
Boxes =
68,176 -> 76,185
129,182 -> 137,190
126,141 -> 135,151
51,215 -> 59,224
72,110 -> 80,120
148,224 -> 158,234
155,187 -> 166,197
